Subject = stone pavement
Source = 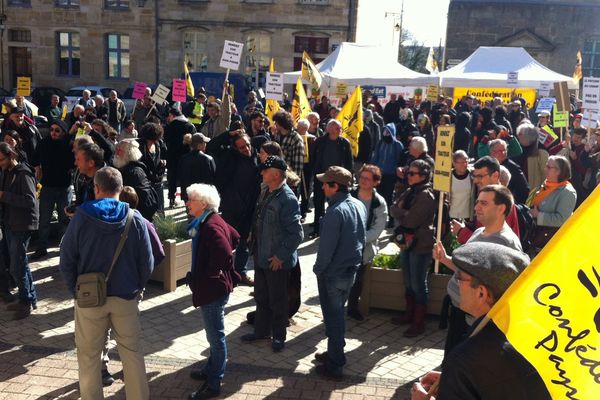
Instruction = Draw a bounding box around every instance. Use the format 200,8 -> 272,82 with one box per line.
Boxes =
0,207 -> 446,399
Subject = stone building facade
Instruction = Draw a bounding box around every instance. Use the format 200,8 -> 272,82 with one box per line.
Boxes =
0,0 -> 357,93
445,0 -> 600,77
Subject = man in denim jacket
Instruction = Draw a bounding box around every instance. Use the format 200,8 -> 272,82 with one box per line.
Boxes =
243,156 -> 304,352
312,166 -> 366,380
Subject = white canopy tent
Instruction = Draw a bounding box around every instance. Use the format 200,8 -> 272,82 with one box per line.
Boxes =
283,42 -> 438,89
439,47 -> 577,89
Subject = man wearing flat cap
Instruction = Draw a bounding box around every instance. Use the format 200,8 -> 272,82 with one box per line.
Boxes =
411,242 -> 550,400
242,156 -> 303,352
312,166 -> 366,380
179,133 -> 215,203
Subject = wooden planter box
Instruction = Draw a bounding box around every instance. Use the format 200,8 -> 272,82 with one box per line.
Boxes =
360,266 -> 452,316
150,239 -> 192,292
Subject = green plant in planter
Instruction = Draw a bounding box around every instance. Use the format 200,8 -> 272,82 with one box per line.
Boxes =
153,214 -> 189,242
429,232 -> 462,275
372,253 -> 403,270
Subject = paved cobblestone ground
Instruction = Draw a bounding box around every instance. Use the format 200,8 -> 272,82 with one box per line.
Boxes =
0,206 -> 446,399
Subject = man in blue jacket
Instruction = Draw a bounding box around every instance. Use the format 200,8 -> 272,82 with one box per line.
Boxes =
312,166 -> 366,380
60,166 -> 154,400
242,156 -> 304,352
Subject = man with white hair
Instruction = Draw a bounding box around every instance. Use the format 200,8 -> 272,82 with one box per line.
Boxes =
114,139 -> 159,220
309,119 -> 353,237
77,89 -> 95,109
307,112 -> 324,137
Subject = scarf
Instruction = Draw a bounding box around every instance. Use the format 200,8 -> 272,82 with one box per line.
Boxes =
187,210 -> 212,273
530,179 -> 570,208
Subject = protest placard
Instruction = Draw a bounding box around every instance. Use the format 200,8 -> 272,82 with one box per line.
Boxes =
538,82 -> 552,97
132,82 -> 148,100
553,110 -> 569,128
553,81 -> 570,112
433,125 -> 455,193
426,85 -> 439,102
219,40 -> 244,71
583,77 -> 600,112
266,72 -> 284,101
535,97 -> 556,113
507,71 -> 518,86
16,77 -> 31,97
336,83 -> 347,96
172,79 -> 187,102
150,84 -> 170,105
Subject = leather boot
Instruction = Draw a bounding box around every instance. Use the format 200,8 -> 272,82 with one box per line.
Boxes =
404,304 -> 427,337
391,292 -> 415,325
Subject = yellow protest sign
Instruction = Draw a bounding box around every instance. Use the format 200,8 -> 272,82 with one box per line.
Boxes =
336,83 -> 348,96
488,186 -> 600,399
16,77 -> 31,97
336,86 -> 363,157
452,87 -> 536,109
433,125 -> 455,192
426,85 -> 439,102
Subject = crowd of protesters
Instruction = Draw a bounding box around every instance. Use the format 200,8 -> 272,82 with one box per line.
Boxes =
0,81 -> 586,399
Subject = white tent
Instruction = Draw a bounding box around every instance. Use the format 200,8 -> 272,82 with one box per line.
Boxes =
439,47 -> 577,89
283,42 -> 438,88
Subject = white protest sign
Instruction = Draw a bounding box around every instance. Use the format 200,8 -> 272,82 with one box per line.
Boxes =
536,97 -> 556,113
266,72 -> 284,101
583,77 -> 600,112
258,88 -> 265,99
538,82 -> 552,97
220,40 -> 244,71
150,84 -> 170,104
581,110 -> 600,129
507,71 -> 519,87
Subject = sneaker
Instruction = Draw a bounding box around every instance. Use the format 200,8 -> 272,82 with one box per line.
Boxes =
313,352 -> 328,364
271,339 -> 285,352
101,369 -> 115,387
314,364 -> 343,381
240,333 -> 269,343
347,309 -> 364,321
30,248 -> 48,260
240,274 -> 254,286
189,382 -> 220,400
190,369 -> 208,381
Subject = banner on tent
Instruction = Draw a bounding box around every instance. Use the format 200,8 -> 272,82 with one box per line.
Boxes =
452,87 -> 536,109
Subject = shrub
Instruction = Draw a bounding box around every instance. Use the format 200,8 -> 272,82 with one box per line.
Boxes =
153,214 -> 188,242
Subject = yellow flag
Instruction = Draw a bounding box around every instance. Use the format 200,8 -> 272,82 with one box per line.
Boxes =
573,50 -> 583,85
336,86 -> 363,157
487,186 -> 600,399
184,60 -> 195,98
301,51 -> 322,89
265,58 -> 280,123
291,78 -> 311,126
61,104 -> 67,120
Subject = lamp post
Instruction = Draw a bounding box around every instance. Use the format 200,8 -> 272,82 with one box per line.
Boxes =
385,0 -> 404,62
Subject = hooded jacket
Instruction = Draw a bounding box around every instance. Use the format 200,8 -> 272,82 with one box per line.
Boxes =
372,123 -> 404,175
59,199 -> 154,299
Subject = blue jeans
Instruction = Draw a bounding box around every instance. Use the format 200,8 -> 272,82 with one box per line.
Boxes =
234,236 -> 249,275
317,273 -> 356,374
401,250 -> 431,305
200,293 -> 229,391
5,229 -> 36,305
38,185 -> 72,250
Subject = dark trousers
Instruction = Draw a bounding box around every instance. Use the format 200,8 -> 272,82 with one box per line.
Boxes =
300,165 -> 313,216
167,163 -> 179,201
153,182 -> 165,213
312,176 -> 325,229
444,304 -> 469,357
253,267 -> 291,341
347,263 -> 366,312
379,174 -> 396,220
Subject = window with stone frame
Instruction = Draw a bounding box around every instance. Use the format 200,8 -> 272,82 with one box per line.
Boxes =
183,31 -> 209,72
245,32 -> 271,87
293,35 -> 328,70
7,0 -> 30,6
583,39 -> 600,77
8,29 -> 31,42
107,33 -> 130,79
105,0 -> 129,9
56,0 -> 80,6
297,0 -> 329,4
57,32 -> 80,77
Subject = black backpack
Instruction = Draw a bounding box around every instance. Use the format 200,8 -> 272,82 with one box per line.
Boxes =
514,203 -> 534,253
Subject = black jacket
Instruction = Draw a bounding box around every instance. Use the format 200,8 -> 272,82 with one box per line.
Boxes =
178,150 -> 216,201
32,135 -> 74,188
0,163 -> 39,231
311,135 -> 353,175
502,158 -> 530,205
120,161 -> 159,221
10,121 -> 41,163
164,119 -> 196,162
137,139 -> 167,184
438,317 -> 550,400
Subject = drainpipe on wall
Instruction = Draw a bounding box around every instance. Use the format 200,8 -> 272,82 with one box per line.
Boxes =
347,0 -> 356,42
154,0 -> 159,84
1,0 -> 5,89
